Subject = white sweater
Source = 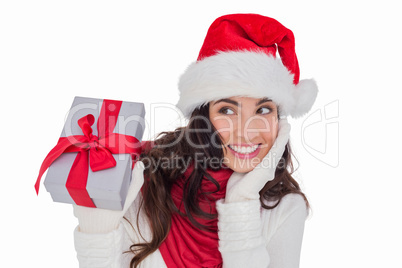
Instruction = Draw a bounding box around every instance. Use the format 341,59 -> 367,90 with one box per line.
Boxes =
74,186 -> 307,268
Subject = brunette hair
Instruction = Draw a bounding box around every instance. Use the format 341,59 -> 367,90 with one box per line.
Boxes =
128,103 -> 308,267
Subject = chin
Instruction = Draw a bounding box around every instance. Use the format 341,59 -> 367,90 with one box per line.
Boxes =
230,166 -> 255,173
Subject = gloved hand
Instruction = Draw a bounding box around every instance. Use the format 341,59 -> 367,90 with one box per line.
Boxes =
73,161 -> 145,233
225,118 -> 291,203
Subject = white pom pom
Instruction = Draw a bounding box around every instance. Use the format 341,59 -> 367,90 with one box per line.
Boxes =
291,79 -> 318,118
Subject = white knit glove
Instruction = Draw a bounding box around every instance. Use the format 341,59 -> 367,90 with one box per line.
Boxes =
73,161 -> 145,233
225,118 -> 291,203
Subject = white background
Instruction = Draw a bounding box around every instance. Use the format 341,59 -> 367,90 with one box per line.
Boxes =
1,1 -> 401,267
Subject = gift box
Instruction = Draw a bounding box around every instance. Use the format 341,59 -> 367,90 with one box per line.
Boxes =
35,96 -> 145,210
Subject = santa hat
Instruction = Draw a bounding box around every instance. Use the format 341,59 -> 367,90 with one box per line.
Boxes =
176,13 -> 318,118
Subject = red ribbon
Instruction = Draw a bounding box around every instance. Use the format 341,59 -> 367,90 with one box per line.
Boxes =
35,99 -> 142,207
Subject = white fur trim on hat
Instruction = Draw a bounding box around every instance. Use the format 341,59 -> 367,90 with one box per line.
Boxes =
176,51 -> 317,118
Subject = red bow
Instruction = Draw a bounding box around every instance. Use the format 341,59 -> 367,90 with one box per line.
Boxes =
35,99 -> 141,207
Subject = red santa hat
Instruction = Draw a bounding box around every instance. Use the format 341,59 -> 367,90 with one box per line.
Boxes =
176,13 -> 318,118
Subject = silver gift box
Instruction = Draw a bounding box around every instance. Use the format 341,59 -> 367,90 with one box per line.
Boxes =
44,96 -> 145,210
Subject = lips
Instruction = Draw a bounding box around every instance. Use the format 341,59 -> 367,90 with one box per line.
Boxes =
227,144 -> 261,159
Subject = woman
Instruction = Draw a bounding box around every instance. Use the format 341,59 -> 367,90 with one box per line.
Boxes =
73,13 -> 318,268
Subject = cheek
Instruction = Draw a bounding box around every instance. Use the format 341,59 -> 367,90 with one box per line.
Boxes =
211,118 -> 232,144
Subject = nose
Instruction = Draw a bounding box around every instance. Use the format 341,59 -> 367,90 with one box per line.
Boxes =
236,114 -> 272,142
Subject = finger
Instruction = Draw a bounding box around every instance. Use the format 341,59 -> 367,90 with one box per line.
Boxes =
272,119 -> 290,148
255,119 -> 290,171
278,118 -> 291,136
128,161 -> 145,194
122,161 -> 145,212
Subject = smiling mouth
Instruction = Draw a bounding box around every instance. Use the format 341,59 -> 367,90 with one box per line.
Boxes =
227,144 -> 260,154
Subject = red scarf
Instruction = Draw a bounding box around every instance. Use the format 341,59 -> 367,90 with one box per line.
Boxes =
158,163 -> 233,268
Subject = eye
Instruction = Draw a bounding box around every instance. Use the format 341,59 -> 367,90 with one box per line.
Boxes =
256,107 -> 272,115
218,107 -> 235,115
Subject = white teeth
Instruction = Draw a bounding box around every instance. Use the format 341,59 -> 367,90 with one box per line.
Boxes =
229,144 -> 258,154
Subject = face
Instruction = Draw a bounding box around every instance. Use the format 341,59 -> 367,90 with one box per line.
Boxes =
209,96 -> 279,173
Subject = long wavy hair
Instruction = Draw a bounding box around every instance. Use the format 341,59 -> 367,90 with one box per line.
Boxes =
127,103 -> 308,267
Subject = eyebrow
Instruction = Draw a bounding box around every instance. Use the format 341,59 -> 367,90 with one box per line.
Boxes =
214,98 -> 239,106
213,97 -> 272,106
256,98 -> 272,106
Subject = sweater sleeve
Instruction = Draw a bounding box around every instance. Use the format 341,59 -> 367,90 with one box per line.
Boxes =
217,194 -> 307,268
264,194 -> 308,268
73,196 -> 168,268
217,199 -> 270,268
74,222 -> 134,268
73,197 -> 145,268
72,159 -> 147,267
73,188 -> 145,267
